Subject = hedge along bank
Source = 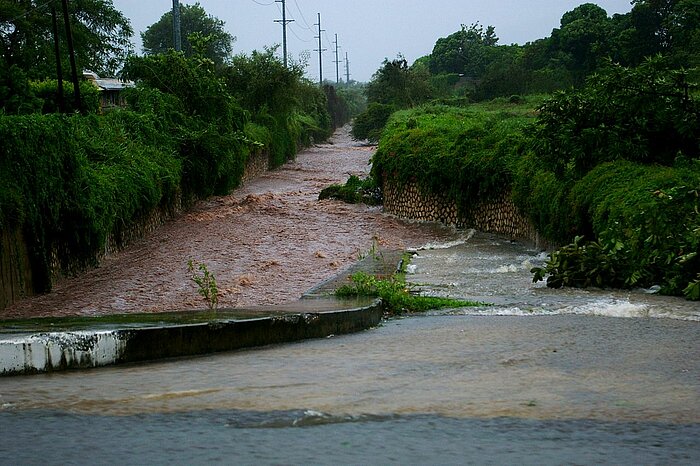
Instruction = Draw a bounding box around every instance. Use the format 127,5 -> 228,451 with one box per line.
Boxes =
0,50 -> 347,311
372,61 -> 700,299
373,97 -> 541,243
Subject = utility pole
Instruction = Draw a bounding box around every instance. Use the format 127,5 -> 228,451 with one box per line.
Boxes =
50,5 -> 65,113
274,0 -> 294,68
172,0 -> 182,51
60,0 -> 81,112
333,33 -> 341,84
345,52 -> 351,83
314,13 -> 326,86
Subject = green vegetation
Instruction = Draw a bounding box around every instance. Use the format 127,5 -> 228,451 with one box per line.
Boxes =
336,271 -> 484,315
0,0 -> 133,78
187,260 -> 219,310
351,0 -> 700,142
358,1 -> 700,300
0,3 -> 351,301
372,96 -> 542,214
372,60 -> 700,300
141,2 -> 235,65
318,175 -> 382,205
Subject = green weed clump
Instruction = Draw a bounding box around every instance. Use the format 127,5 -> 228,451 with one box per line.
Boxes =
318,175 -> 382,205
336,271 -> 484,315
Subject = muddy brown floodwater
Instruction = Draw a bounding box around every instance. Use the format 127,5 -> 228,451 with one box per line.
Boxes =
1,126 -> 457,319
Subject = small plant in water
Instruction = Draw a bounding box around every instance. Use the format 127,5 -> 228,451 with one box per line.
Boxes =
187,260 -> 219,310
336,271 -> 485,316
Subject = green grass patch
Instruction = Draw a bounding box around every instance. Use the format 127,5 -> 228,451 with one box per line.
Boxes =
336,271 -> 485,316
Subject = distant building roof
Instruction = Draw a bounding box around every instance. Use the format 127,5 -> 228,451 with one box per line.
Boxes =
83,71 -> 135,91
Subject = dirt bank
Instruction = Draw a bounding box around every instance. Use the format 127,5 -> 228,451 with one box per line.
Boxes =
1,126 -> 457,319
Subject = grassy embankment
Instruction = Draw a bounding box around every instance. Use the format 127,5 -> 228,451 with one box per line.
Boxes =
0,51 -> 343,298
367,65 -> 700,300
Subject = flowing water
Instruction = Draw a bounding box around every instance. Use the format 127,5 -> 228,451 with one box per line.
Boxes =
1,128 -> 698,464
1,233 -> 699,464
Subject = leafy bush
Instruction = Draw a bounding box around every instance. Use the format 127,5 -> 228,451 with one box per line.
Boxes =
350,102 -> 396,143
319,175 -> 382,205
0,111 -> 181,291
533,58 -> 700,180
30,80 -> 101,114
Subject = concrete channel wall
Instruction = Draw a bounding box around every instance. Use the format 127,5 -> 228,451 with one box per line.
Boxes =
0,301 -> 383,376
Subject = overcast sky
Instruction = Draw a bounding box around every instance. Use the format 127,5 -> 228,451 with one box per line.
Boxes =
110,0 -> 634,83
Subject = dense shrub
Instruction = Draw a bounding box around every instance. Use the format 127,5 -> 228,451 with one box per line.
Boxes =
350,102 -> 396,143
30,80 -> 101,114
318,175 -> 382,205
0,112 -> 181,291
372,101 -> 536,217
533,58 -> 700,180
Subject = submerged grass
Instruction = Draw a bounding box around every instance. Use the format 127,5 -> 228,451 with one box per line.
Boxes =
336,253 -> 486,316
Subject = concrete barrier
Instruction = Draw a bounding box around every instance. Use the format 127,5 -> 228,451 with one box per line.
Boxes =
0,300 -> 383,376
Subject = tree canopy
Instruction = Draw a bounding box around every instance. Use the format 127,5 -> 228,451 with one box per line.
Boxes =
0,0 -> 133,78
141,2 -> 234,65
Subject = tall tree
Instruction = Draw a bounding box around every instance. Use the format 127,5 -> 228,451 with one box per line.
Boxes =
429,22 -> 499,77
549,3 -> 613,81
141,2 -> 234,65
622,0 -> 700,66
0,0 -> 133,78
366,56 -> 432,108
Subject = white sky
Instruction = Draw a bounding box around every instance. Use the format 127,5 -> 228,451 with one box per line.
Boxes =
110,0 -> 634,83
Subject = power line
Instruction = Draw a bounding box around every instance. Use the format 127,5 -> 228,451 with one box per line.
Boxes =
274,0 -> 293,67
292,0 -> 314,31
5,0 -> 58,24
288,23 -> 313,43
333,33 -> 341,84
314,13 -> 326,86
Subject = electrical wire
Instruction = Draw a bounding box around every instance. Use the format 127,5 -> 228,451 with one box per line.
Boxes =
292,0 -> 314,31
5,0 -> 59,24
288,23 -> 313,43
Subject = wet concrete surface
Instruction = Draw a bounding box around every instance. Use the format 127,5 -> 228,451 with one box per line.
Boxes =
0,126 -> 458,320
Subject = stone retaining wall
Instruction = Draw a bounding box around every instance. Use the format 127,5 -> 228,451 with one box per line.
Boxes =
384,180 -> 540,245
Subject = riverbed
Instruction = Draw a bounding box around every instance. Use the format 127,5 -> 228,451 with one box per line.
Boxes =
1,127 -> 698,464
1,234 -> 698,464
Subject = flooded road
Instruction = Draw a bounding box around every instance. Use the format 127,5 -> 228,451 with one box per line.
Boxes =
1,314 -> 698,464
1,127 -> 698,464
1,126 -> 456,319
1,234 -> 699,464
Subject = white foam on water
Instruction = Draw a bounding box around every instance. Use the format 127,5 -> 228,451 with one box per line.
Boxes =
434,297 -> 700,321
414,229 -> 476,251
561,299 -> 651,319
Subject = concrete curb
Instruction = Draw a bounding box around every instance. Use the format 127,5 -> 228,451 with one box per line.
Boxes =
0,300 -> 383,376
